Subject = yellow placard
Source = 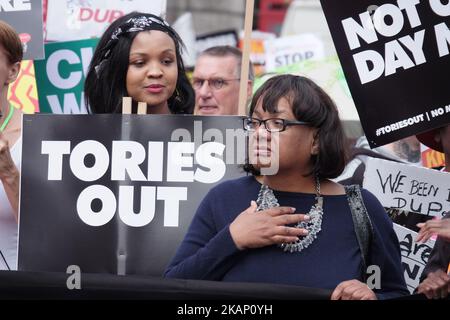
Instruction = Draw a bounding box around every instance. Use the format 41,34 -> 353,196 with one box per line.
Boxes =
7,60 -> 39,114
421,148 -> 445,168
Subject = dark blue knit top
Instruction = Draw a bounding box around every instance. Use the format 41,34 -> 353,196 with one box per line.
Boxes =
165,176 -> 408,299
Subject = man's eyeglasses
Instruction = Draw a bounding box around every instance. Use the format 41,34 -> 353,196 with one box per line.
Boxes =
192,77 -> 240,90
243,117 -> 310,132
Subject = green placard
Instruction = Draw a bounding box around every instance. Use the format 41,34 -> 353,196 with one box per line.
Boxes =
35,38 -> 99,114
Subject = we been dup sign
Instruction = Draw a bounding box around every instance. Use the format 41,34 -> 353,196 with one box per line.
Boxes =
321,0 -> 450,148
18,115 -> 245,276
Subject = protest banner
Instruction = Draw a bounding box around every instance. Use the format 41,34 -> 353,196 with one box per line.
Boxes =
34,38 -> 98,114
363,158 -> 450,217
45,0 -> 166,42
0,0 -> 44,60
394,223 -> 435,293
421,144 -> 445,168
321,0 -> 450,147
7,60 -> 38,114
263,34 -> 325,72
19,115 -> 246,276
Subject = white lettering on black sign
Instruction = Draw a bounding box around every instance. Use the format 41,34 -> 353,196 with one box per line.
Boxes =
41,140 -> 227,228
341,0 -> 450,84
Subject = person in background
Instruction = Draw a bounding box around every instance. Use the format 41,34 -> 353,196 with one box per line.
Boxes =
165,75 -> 408,300
416,124 -> 449,172
0,20 -> 23,270
337,134 -> 430,232
192,45 -> 253,115
85,12 -> 194,114
337,135 -> 421,186
415,124 -> 450,299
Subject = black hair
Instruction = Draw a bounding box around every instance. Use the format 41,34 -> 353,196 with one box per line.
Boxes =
246,74 -> 348,179
84,12 -> 194,114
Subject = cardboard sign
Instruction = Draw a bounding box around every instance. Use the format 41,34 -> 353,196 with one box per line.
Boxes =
321,0 -> 450,147
363,158 -> 450,217
19,115 -> 246,276
45,0 -> 167,41
34,38 -> 98,114
394,223 -> 435,293
0,0 -> 44,60
264,34 -> 325,72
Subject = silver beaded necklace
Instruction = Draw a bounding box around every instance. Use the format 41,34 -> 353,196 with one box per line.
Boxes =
256,177 -> 324,253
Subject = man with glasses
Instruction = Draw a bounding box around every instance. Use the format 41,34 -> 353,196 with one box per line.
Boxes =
192,46 -> 254,115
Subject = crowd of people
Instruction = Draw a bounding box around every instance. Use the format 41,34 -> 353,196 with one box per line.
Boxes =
0,12 -> 448,300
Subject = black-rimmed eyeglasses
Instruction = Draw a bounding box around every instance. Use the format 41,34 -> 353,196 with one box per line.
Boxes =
243,117 -> 310,132
192,77 -> 240,90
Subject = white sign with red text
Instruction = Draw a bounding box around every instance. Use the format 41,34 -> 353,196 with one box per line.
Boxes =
45,0 -> 166,42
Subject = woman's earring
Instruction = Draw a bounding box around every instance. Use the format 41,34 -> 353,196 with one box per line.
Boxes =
174,88 -> 183,104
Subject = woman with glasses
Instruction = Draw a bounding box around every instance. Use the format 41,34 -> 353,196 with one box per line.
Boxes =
165,75 -> 408,300
85,12 -> 194,114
